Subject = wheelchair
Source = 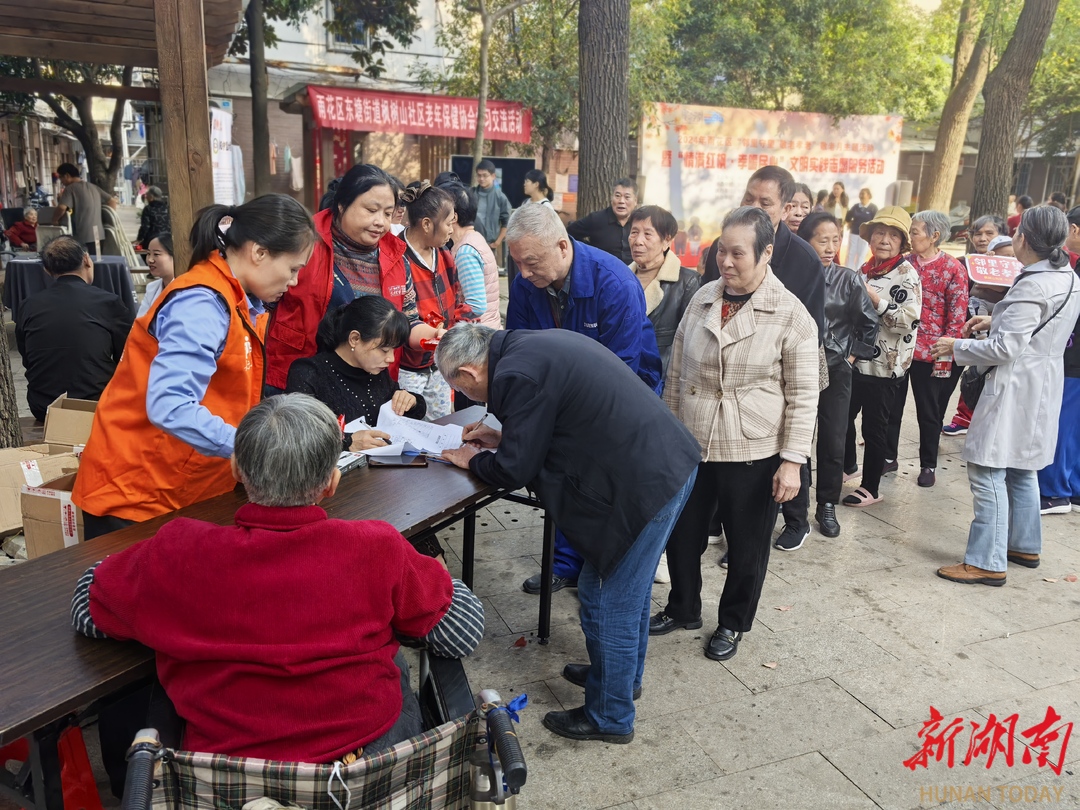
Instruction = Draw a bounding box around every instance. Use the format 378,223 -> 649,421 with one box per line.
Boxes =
118,655 -> 526,810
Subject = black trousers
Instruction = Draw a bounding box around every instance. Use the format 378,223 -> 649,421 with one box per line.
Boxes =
780,463 -> 812,531
845,375 -> 905,498
664,457 -> 781,632
83,512 -> 135,540
816,362 -> 854,504
885,359 -> 961,468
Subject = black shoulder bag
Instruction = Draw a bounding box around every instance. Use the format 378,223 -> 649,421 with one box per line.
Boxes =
959,271 -> 1076,410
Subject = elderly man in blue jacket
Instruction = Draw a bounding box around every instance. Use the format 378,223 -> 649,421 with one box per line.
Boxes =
504,203 -> 663,594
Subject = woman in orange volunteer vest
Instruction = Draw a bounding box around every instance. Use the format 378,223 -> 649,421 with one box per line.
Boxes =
73,194 -> 315,539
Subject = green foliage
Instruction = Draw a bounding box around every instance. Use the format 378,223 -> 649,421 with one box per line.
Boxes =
0,59 -> 123,116
230,0 -> 419,79
412,0 -> 684,151
1023,0 -> 1080,159
669,0 -> 953,119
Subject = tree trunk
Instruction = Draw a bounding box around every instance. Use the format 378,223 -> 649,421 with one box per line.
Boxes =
920,33 -> 990,211
971,0 -> 1060,222
952,0 -> 983,88
577,0 -> 629,215
471,12 -> 492,184
247,0 -> 271,198
0,310 -> 23,449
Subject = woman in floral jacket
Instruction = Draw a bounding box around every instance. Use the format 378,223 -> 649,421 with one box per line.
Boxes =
884,211 -> 969,488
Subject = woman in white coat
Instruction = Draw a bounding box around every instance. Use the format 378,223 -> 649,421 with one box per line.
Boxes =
931,205 -> 1080,586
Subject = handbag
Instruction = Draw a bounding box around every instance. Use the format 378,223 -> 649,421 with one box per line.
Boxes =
960,271 -> 1076,409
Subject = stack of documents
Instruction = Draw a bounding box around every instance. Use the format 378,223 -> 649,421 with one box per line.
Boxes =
345,402 -> 465,456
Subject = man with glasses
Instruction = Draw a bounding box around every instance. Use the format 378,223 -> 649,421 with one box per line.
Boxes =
567,178 -> 639,265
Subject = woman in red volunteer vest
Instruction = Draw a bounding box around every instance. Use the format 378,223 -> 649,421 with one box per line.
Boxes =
265,164 -> 448,393
396,182 -> 476,419
73,195 -> 315,538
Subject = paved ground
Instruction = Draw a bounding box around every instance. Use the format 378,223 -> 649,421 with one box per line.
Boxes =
4,242 -> 1079,809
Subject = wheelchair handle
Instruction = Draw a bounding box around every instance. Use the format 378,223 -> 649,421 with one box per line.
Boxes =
120,729 -> 162,810
485,707 -> 527,792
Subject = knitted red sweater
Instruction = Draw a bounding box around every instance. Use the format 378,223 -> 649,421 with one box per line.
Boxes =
89,504 -> 453,762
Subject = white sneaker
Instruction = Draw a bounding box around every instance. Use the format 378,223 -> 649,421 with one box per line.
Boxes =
654,552 -> 671,584
707,534 -> 724,546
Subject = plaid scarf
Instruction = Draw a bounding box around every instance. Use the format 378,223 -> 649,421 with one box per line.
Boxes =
331,222 -> 382,299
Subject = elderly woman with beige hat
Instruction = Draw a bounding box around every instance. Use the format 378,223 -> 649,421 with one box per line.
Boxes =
842,206 -> 923,507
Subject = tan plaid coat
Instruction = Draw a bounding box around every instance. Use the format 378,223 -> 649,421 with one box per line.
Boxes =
663,270 -> 820,463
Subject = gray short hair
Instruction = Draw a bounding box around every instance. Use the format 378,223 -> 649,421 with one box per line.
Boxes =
435,323 -> 496,380
506,202 -> 566,246
146,185 -> 164,201
912,210 -> 951,248
22,207 -> 36,218
234,394 -> 341,507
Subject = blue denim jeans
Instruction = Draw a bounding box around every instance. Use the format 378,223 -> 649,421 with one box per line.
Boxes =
964,463 -> 1042,573
577,469 -> 697,734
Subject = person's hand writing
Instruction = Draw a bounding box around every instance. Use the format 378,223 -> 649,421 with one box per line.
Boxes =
930,337 -> 956,359
390,390 -> 417,415
442,445 -> 482,469
772,461 -> 803,504
462,422 -> 502,448
350,430 -> 392,451
962,315 -> 992,337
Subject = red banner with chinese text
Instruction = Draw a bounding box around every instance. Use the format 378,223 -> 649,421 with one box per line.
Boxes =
966,254 -> 1023,288
307,86 -> 532,144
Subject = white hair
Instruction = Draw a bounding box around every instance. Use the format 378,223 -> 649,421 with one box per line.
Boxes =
234,394 -> 341,506
435,324 -> 496,380
506,202 -> 567,246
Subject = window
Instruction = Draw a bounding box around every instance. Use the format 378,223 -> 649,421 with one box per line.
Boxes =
1047,162 -> 1073,198
326,0 -> 371,52
1012,160 -> 1032,197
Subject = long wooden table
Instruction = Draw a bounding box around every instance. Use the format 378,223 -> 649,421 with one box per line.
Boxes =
0,407 -> 557,810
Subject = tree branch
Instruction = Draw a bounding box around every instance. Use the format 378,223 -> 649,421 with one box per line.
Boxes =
38,93 -> 83,136
108,66 -> 134,176
492,0 -> 537,22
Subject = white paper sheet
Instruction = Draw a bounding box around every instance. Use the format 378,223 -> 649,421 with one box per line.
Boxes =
375,402 -> 465,454
362,442 -> 407,457
343,416 -> 371,433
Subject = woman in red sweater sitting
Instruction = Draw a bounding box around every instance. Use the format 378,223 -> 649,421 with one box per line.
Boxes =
71,393 -> 483,763
5,208 -> 38,249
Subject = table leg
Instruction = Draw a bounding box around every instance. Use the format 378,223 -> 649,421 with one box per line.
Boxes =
461,510 -> 476,589
538,512 -> 556,645
29,720 -> 67,810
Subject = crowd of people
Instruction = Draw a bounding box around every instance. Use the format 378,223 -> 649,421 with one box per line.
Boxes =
8,152 -> 1078,765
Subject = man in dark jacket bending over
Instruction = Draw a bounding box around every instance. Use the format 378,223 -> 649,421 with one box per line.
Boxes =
438,325 -> 701,744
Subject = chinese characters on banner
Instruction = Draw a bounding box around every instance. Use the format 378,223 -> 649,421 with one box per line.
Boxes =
638,103 -> 903,243
307,85 -> 532,144
210,106 -> 234,206
903,706 -> 1073,775
966,254 -> 1024,287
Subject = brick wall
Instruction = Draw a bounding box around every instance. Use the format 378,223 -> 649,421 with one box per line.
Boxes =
227,96 -> 306,205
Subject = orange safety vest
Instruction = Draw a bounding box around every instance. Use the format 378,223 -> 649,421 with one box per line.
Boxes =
73,254 -> 266,522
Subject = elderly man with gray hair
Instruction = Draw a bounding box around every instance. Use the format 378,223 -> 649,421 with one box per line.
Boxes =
437,324 -> 700,744
504,201 -> 664,594
72,393 -> 483,764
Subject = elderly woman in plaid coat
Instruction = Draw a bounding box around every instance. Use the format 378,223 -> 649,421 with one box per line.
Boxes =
650,206 -> 820,662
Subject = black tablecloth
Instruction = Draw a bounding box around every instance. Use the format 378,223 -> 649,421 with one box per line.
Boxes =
2,255 -> 137,321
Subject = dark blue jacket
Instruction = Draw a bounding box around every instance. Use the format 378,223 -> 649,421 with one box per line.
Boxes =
505,239 -> 663,392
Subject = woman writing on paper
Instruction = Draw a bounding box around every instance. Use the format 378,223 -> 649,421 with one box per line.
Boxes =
286,296 -> 426,451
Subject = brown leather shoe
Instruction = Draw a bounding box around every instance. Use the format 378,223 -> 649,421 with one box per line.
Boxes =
1006,551 -> 1040,568
936,563 -> 1006,586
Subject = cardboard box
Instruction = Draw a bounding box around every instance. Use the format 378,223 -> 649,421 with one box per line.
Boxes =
0,447 -> 80,536
21,472 -> 84,559
43,394 -> 97,449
